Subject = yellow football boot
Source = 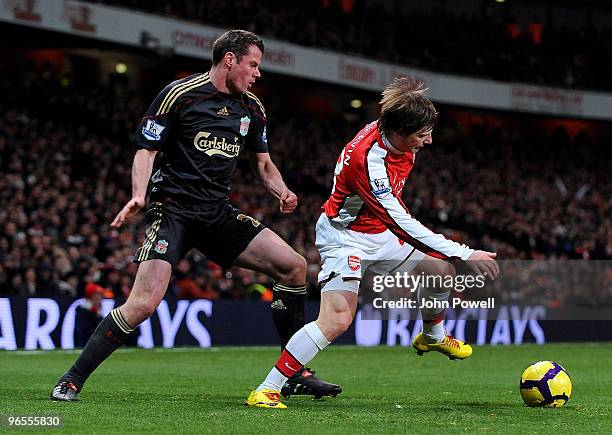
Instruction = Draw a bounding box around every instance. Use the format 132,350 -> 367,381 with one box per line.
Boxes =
412,332 -> 472,360
245,389 -> 287,409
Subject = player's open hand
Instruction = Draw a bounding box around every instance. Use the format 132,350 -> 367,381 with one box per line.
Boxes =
279,189 -> 298,214
466,250 -> 499,280
110,197 -> 146,229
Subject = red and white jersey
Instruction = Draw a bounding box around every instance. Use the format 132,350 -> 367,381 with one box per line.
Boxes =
322,122 -> 473,260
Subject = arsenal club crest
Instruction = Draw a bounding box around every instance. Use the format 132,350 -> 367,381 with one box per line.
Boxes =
348,255 -> 361,271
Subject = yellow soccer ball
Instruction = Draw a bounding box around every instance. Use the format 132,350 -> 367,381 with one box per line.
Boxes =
520,361 -> 572,408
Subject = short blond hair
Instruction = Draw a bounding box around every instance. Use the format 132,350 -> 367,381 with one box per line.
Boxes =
378,76 -> 437,137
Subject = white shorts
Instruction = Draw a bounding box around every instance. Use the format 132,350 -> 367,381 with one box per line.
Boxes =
315,214 -> 426,293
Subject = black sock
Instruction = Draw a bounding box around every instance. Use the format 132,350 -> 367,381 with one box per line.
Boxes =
271,284 -> 307,350
61,308 -> 134,391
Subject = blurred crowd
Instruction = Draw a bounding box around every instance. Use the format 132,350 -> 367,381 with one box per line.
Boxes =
86,0 -> 612,91
0,68 -> 610,306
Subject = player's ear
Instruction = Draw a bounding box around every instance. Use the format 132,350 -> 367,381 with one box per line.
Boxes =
225,52 -> 236,68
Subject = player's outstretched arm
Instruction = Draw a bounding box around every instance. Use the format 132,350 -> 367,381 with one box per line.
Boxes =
363,186 -> 499,279
359,182 -> 500,278
365,188 -> 500,279
248,152 -> 298,214
110,148 -> 158,228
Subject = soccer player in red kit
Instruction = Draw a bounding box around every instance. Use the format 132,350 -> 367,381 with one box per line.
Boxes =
246,77 -> 499,408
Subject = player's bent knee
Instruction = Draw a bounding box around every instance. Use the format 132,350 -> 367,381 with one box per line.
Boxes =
291,254 -> 307,278
298,253 -> 307,272
277,252 -> 307,284
428,259 -> 456,278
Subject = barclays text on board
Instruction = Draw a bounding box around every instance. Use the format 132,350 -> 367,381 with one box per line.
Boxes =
0,297 -> 609,350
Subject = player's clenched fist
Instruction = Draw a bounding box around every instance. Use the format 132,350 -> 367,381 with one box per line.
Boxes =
466,250 -> 499,279
279,189 -> 298,214
110,197 -> 146,228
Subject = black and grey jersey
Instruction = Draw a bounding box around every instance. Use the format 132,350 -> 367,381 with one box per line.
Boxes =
132,72 -> 268,204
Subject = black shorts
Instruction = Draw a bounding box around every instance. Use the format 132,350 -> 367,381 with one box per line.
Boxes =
133,201 -> 266,269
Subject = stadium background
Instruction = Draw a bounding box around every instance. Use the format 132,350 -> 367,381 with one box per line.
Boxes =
0,0 -> 611,350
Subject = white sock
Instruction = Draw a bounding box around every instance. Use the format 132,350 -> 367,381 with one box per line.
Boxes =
257,322 -> 330,391
422,321 -> 445,343
418,285 -> 450,343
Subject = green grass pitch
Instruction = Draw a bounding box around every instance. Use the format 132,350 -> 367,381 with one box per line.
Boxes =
1,344 -> 611,433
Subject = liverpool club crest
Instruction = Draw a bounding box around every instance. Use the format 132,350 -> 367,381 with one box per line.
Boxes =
239,116 -> 250,136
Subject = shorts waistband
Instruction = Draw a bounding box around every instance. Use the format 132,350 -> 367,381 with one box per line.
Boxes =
152,200 -> 229,213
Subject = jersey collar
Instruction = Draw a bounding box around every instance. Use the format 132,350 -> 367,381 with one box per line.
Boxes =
380,132 -> 405,155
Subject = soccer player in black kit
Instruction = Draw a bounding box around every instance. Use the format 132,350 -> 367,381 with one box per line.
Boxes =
51,30 -> 341,402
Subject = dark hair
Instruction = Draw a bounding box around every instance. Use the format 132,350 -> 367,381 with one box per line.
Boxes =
378,76 -> 438,137
212,30 -> 265,65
